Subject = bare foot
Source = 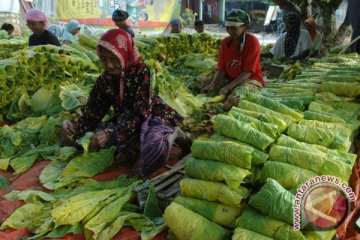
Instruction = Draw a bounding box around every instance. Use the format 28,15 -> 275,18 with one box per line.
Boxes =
115,151 -> 132,165
174,128 -> 192,158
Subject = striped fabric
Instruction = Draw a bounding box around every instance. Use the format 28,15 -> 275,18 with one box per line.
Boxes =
133,115 -> 174,177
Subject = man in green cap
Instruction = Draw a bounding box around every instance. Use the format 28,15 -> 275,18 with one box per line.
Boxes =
202,9 -> 263,110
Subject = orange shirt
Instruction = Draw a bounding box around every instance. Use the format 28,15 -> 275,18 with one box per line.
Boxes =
217,33 -> 264,85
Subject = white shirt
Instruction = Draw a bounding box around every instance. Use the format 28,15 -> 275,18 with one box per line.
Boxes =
271,29 -> 312,58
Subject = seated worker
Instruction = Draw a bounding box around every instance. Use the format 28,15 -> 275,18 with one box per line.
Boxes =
348,0 -> 360,53
61,29 -> 192,177
26,9 -> 60,46
162,18 -> 182,35
170,18 -> 182,34
112,9 -> 135,38
0,23 -> 14,39
262,13 -> 311,61
304,17 -> 322,57
194,20 -> 204,33
202,9 -> 264,111
62,20 -> 81,45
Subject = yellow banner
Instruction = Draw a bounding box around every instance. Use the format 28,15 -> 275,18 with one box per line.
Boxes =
56,0 -> 177,23
57,0 -> 102,19
145,0 -> 176,22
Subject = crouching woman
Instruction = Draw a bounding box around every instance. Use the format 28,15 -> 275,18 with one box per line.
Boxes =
61,29 -> 191,177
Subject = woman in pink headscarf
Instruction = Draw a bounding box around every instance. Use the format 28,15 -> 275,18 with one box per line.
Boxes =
61,29 -> 190,177
26,9 -> 60,46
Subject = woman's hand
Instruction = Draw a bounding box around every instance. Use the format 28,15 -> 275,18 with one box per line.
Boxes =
219,84 -> 233,96
202,83 -> 215,93
90,131 -> 109,149
281,57 -> 294,63
223,92 -> 240,111
61,120 -> 76,145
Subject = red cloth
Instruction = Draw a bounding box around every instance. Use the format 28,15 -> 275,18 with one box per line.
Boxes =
217,33 -> 264,85
112,227 -> 140,240
0,228 -> 31,240
7,161 -> 50,192
0,200 -> 25,223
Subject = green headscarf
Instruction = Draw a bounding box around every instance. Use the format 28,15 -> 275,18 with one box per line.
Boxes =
225,9 -> 251,54
225,9 -> 251,27
62,20 -> 81,44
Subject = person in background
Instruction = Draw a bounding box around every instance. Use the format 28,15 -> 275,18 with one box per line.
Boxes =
262,13 -> 311,61
62,20 -> 81,45
112,9 -> 135,38
170,18 -> 182,34
348,0 -> 360,54
61,29 -> 191,177
0,23 -> 14,39
202,9 -> 264,111
304,18 -> 322,57
26,9 -> 60,46
194,20 -> 204,33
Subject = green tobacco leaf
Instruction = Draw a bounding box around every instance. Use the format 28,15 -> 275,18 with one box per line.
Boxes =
10,153 -> 39,175
30,87 -> 62,115
46,146 -> 77,161
63,147 -> 115,178
59,84 -> 88,111
39,160 -> 71,190
143,184 -> 162,221
51,188 -> 118,226
0,175 -> 9,189
0,125 -> 15,139
45,223 -> 83,238
0,202 -> 53,233
13,116 -> 48,131
94,212 -> 155,240
76,132 -> 94,154
39,117 -> 61,145
85,187 -> 135,239
4,190 -> 55,203
0,157 -> 11,171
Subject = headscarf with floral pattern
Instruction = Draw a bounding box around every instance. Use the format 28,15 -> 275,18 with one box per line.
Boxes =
97,29 -> 141,102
